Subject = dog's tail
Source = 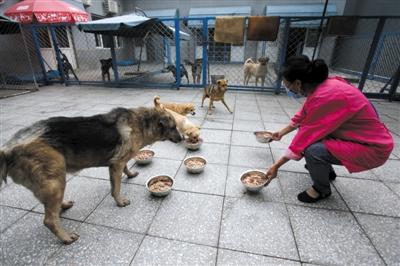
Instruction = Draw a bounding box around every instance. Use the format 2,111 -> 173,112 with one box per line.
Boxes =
0,150 -> 8,187
245,58 -> 254,64
154,96 -> 163,110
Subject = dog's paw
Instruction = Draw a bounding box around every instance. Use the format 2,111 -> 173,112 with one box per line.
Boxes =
61,201 -> 74,211
62,232 -> 80,245
126,171 -> 139,178
116,197 -> 131,207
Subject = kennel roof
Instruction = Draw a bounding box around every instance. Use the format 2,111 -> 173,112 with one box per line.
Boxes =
0,15 -> 20,34
77,13 -> 189,40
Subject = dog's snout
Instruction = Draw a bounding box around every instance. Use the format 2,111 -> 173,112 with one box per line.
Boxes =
191,111 -> 196,115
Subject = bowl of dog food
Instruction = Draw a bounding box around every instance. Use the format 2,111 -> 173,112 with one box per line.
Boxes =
184,156 -> 207,174
184,138 -> 203,150
146,175 -> 174,197
254,131 -> 273,143
134,150 -> 155,165
240,170 -> 270,192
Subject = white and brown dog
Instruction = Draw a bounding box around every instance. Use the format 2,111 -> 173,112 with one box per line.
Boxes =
243,57 -> 269,87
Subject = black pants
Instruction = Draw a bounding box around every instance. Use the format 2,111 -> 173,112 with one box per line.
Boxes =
304,142 -> 342,195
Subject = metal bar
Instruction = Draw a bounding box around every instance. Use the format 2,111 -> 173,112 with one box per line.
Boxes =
109,36 -> 119,82
388,63 -> 400,101
30,26 -> 49,84
275,18 -> 291,94
312,0 -> 329,60
369,33 -> 386,78
358,17 -> 386,91
201,18 -> 209,86
49,26 -> 66,84
174,17 -> 181,88
20,26 -> 38,89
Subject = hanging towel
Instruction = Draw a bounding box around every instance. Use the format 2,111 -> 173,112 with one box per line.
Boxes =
247,16 -> 280,41
214,16 -> 245,44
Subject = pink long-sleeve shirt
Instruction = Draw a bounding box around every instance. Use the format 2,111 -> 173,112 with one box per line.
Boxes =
285,76 -> 394,173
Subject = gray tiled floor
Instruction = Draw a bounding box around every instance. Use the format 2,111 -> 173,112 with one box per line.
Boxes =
1,85 -> 399,265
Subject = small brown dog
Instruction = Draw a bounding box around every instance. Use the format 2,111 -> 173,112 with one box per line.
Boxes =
201,79 -> 232,115
188,59 -> 202,84
153,96 -> 195,116
243,57 -> 269,87
154,96 -> 200,142
0,107 -> 181,244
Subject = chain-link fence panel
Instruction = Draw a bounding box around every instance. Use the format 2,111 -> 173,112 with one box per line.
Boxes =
0,21 -> 38,98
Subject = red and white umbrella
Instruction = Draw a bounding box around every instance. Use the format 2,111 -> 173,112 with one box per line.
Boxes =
5,0 -> 89,24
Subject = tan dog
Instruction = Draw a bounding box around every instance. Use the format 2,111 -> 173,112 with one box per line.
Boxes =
0,107 -> 181,244
153,96 -> 195,116
154,96 -> 200,142
201,79 -> 232,115
185,58 -> 202,84
243,57 -> 269,87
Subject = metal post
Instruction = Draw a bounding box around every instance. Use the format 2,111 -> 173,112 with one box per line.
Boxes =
174,17 -> 181,88
109,36 -> 119,83
21,25 -> 38,89
388,63 -> 400,101
275,18 -> 291,94
31,26 -> 49,84
312,0 -> 329,60
49,26 -> 65,84
358,17 -> 386,91
202,18 -> 208,86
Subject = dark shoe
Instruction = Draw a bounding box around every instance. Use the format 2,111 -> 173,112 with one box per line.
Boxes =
304,164 -> 336,181
297,186 -> 331,203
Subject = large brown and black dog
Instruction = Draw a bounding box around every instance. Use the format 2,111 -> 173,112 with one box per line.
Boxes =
0,107 -> 181,244
201,79 -> 233,115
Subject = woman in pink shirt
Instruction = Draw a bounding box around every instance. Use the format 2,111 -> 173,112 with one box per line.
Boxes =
266,55 -> 394,203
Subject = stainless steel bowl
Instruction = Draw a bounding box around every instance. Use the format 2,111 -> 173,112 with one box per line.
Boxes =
240,170 -> 269,192
134,149 -> 155,165
146,175 -> 174,197
184,156 -> 207,174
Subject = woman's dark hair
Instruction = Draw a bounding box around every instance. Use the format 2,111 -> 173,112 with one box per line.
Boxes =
281,55 -> 329,85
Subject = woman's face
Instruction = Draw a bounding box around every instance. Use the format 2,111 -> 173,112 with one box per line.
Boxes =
283,78 -> 302,94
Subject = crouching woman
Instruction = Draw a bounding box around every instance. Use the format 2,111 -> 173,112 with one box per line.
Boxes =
266,55 -> 394,203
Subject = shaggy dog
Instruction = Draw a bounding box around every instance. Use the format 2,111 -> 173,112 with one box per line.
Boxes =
100,58 -> 113,81
243,57 -> 269,87
153,96 -> 195,116
0,107 -> 181,244
201,79 -> 232,115
184,59 -> 202,84
154,96 -> 200,142
166,64 -> 189,83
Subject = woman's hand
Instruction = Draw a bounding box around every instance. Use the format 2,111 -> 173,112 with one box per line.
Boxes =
265,165 -> 278,185
272,131 -> 282,141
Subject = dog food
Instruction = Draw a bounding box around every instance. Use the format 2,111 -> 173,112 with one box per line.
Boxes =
187,138 -> 200,144
256,132 -> 272,138
148,177 -> 173,192
185,158 -> 205,169
242,173 -> 267,186
135,150 -> 153,161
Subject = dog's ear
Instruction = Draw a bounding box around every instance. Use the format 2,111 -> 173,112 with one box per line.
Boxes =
217,80 -> 221,85
154,96 -> 162,110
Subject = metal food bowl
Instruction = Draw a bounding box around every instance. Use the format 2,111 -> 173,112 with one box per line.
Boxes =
240,170 -> 269,192
254,131 -> 273,143
184,156 -> 207,174
146,175 -> 174,197
134,150 -> 155,165
184,138 -> 203,150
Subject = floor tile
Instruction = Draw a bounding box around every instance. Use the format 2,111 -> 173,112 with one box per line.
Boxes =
0,213 -> 81,265
132,236 -> 217,266
334,177 -> 400,217
46,224 -> 143,266
150,141 -> 188,161
287,205 -> 383,265
355,213 -> 400,265
217,249 -> 300,266
372,159 -> 400,183
174,163 -> 227,196
0,183 -> 40,210
86,184 -> 161,233
219,198 -> 298,260
149,191 -> 223,246
187,143 -> 230,165
202,118 -> 233,130
0,206 -> 28,232
231,130 -> 267,148
202,129 -> 232,145
229,145 -> 273,168
233,120 -> 264,132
